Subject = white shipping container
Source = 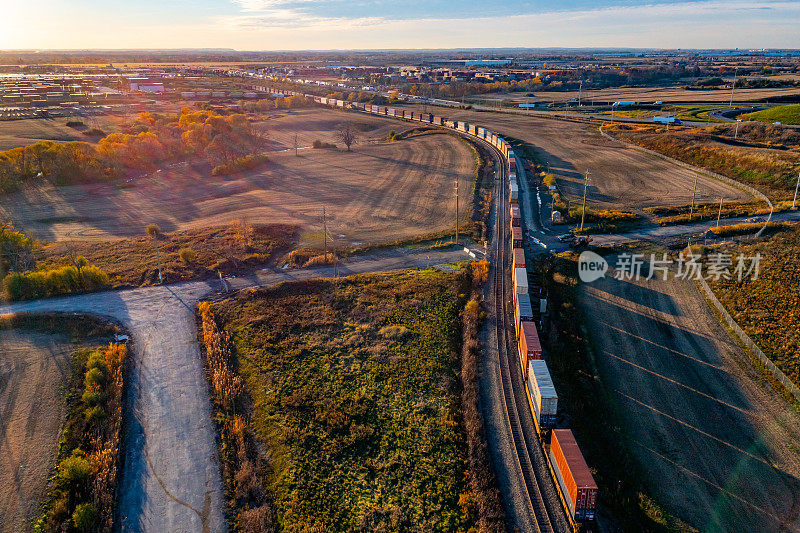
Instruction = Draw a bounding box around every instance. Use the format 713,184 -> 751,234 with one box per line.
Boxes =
514,267 -> 528,294
528,359 -> 558,427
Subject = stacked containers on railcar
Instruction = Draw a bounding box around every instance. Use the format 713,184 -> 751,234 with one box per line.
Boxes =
456,121 -> 468,132
550,429 -> 598,522
528,359 -> 557,428
388,108 -> 396,117
468,124 -> 478,136
513,267 -> 528,308
513,248 -> 526,269
509,182 -> 519,204
519,321 -> 542,374
511,226 -> 523,248
425,114 -> 436,124
510,205 -> 521,228
515,293 -> 534,338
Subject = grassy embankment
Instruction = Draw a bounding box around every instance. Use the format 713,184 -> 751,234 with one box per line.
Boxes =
707,226 -> 800,385
608,124 -> 800,201
36,222 -> 297,289
533,252 -> 697,532
0,314 -> 126,533
199,264 -> 505,532
743,104 -> 800,125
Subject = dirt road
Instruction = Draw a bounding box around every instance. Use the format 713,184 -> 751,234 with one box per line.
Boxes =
0,330 -> 103,532
580,268 -> 800,531
0,246 -> 473,533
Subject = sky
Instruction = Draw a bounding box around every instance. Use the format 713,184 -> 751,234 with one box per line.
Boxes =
1,0 -> 800,51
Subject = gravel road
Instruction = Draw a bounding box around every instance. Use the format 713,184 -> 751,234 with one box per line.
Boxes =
0,246 -> 471,533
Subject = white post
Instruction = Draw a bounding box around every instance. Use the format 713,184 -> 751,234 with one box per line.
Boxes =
717,197 -> 724,228
793,170 -> 800,209
580,170 -> 589,232
735,119 -> 741,139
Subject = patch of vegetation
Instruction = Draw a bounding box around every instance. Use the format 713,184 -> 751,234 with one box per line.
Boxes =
202,266 -> 503,532
709,226 -> 800,385
3,262 -> 109,301
708,121 -> 800,147
709,221 -> 794,237
212,153 -> 270,176
744,104 -> 800,125
0,312 -> 120,341
312,139 -> 337,149
649,201 -> 771,226
34,343 -> 128,533
36,222 -> 297,288
536,252 -> 698,532
608,124 -> 800,199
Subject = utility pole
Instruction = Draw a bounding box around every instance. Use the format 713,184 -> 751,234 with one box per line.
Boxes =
580,170 -> 589,232
322,207 -> 327,260
729,66 -> 738,108
689,175 -> 698,222
578,79 -> 583,108
716,197 -> 724,228
793,170 -> 800,209
735,119 -> 742,139
154,239 -> 162,283
294,133 -> 298,156
455,179 -> 459,244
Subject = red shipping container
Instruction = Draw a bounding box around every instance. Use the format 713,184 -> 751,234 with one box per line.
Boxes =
519,321 -> 542,374
511,226 -> 523,248
513,248 -> 525,268
510,205 -> 521,228
550,429 -> 598,521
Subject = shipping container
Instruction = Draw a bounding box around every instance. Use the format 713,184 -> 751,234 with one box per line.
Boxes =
509,182 -> 519,204
527,359 -> 557,428
550,429 -> 598,521
477,127 -> 486,138
515,293 -> 534,337
511,226 -> 523,248
457,121 -> 468,132
514,267 -> 528,295
513,248 -> 526,269
519,320 -> 542,373
510,205 -> 521,228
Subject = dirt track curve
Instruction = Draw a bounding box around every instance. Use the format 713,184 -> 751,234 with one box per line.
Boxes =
0,246 -> 472,533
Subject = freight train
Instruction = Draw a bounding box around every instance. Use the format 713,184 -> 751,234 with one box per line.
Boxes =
268,88 -> 598,526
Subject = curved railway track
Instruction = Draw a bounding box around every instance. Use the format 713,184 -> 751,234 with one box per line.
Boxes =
488,144 -> 570,533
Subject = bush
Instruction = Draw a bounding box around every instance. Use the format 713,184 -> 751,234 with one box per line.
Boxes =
85,128 -> 105,137
179,247 -> 197,264
211,153 -> 270,176
311,139 -> 336,149
2,263 -> 110,301
72,503 -> 97,532
66,121 -> 85,128
146,224 -> 161,238
58,453 -> 91,485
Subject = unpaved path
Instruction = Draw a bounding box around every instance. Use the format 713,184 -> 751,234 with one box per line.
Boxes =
0,246 -> 472,533
580,268 -> 800,531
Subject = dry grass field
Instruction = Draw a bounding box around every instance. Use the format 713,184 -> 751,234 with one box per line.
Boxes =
0,109 -> 474,247
472,85 -> 800,105
400,106 -> 751,215
0,115 -> 126,151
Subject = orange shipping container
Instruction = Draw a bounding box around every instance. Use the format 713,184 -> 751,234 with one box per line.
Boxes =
513,248 -> 525,268
519,321 -> 542,374
550,429 -> 598,521
511,226 -> 523,248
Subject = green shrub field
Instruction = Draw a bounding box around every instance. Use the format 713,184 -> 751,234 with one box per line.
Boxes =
743,104 -> 800,126
204,267 -> 503,532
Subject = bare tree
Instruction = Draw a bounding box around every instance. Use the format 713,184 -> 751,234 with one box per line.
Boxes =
336,121 -> 358,152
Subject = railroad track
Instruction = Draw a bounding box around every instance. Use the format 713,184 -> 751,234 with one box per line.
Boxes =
489,144 -> 569,533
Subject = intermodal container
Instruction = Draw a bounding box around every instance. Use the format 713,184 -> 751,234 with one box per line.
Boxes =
515,293 -> 534,337
550,429 -> 598,521
513,267 -> 528,294
513,248 -> 526,269
510,171 -> 517,182
509,182 -> 519,203
457,121 -> 468,132
508,150 -> 516,160
511,226 -> 523,248
510,205 -> 521,227
527,359 -> 557,428
519,320 -> 542,373
424,114 -> 435,124
388,108 -> 396,116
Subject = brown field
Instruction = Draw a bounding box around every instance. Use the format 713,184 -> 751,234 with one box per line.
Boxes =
0,109 -> 474,247
471,85 -> 800,105
400,106 -> 751,213
0,115 -> 126,151
0,330 -> 98,532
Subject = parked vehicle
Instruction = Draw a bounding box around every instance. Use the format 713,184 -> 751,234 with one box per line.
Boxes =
557,233 -> 574,243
